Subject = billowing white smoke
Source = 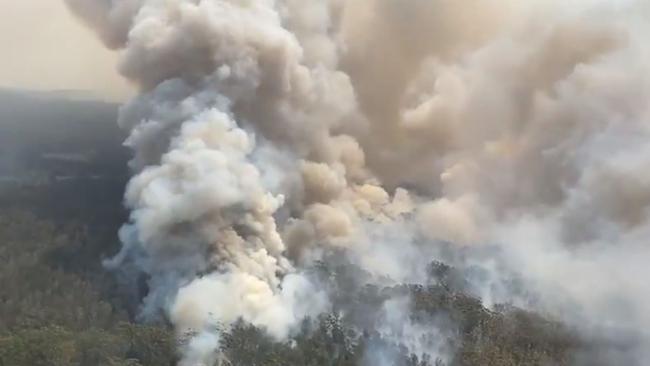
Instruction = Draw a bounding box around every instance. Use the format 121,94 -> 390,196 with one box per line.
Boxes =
66,0 -> 650,364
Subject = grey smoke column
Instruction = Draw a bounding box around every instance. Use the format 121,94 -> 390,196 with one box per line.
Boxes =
64,0 -> 384,363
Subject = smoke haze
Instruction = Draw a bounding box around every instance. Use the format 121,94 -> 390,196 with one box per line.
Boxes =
0,1 -> 130,100
65,0 -> 650,364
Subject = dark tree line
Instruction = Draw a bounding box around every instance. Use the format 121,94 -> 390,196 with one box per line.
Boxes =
0,210 -> 587,366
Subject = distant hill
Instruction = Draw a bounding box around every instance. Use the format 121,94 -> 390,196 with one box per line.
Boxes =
0,88 -> 129,225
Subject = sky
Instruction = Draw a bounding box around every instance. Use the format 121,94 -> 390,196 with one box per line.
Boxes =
0,1 -> 131,100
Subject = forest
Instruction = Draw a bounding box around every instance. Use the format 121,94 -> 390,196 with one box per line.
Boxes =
0,90 -> 609,366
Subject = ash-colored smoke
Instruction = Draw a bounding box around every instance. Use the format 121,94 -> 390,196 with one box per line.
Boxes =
67,0 -> 650,364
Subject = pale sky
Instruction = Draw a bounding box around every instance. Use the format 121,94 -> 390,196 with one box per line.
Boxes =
0,1 -> 132,100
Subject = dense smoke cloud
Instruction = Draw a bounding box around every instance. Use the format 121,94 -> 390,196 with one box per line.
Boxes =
66,0 -> 650,364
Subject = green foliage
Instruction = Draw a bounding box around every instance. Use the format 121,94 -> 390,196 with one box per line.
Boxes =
0,211 -> 123,332
117,324 -> 176,366
0,211 -> 177,366
454,306 -> 578,366
0,204 -> 583,366
220,317 -> 359,366
0,209 -> 585,366
212,262 -> 582,366
0,324 -> 175,366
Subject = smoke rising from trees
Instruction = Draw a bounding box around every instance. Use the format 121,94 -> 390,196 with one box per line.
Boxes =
65,0 -> 650,364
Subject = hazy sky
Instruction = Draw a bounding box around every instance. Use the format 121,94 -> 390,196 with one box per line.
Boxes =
0,1 -> 131,100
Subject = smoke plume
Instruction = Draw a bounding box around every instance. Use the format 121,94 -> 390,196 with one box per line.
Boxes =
66,0 -> 650,364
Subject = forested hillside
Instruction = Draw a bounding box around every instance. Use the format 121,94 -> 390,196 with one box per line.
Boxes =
0,91 -> 603,365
